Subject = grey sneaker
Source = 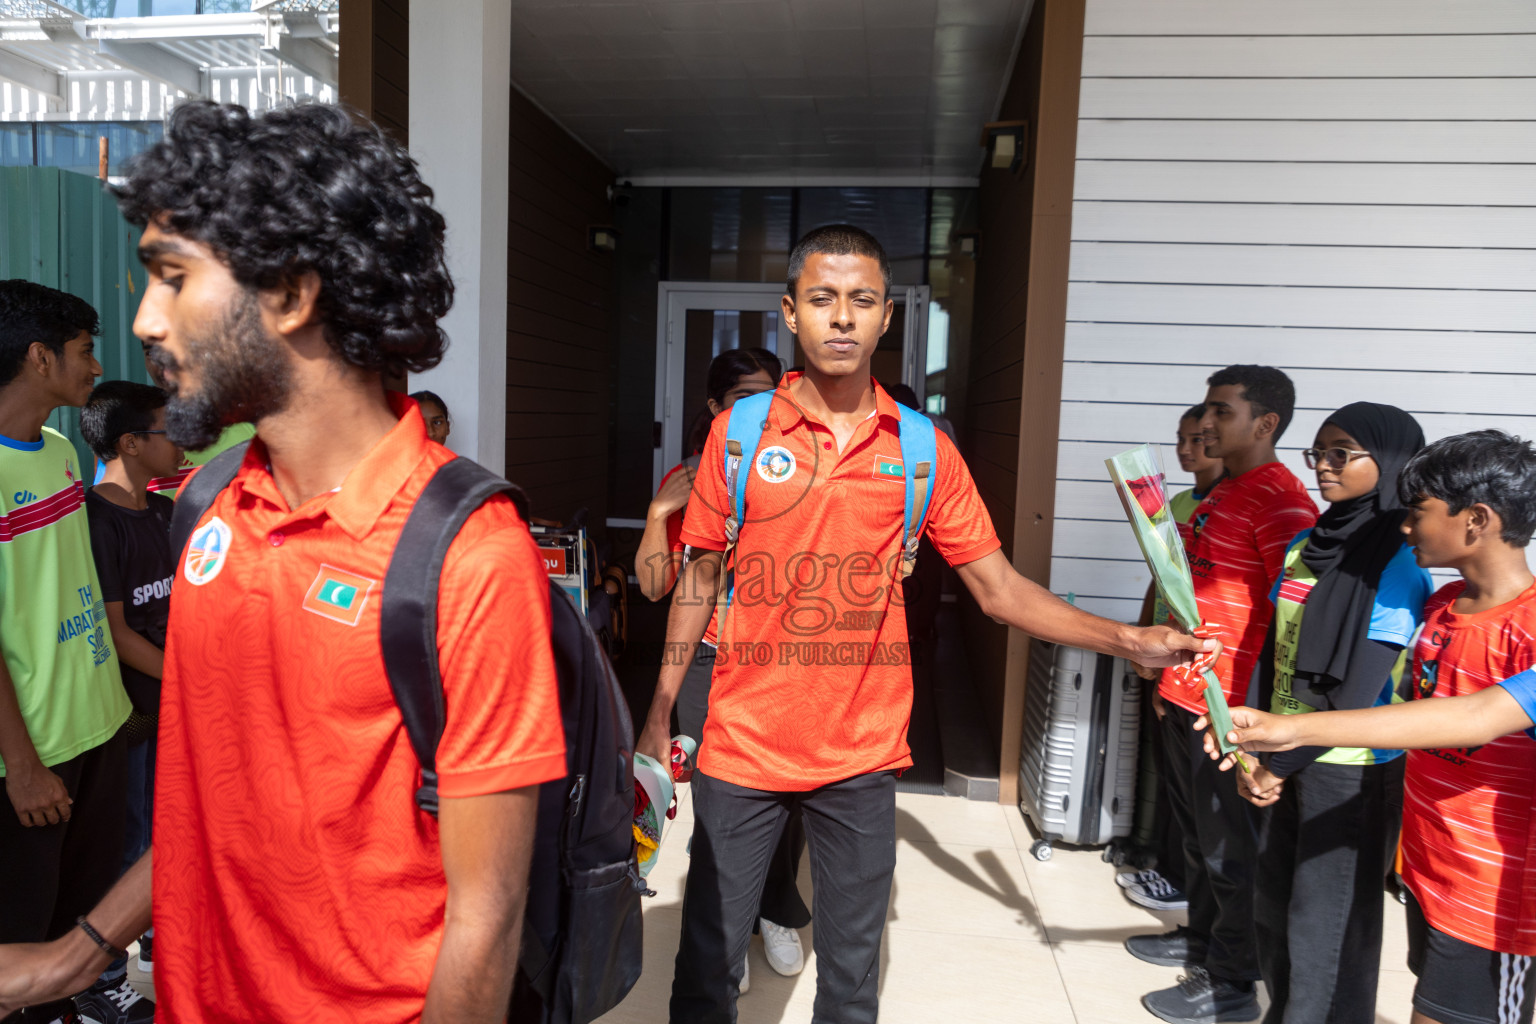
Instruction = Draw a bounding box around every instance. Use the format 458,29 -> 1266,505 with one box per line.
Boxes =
1141,966 -> 1260,1023
1125,926 -> 1207,968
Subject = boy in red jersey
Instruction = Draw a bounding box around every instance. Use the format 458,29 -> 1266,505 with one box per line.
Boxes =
1133,366 -> 1318,1024
1205,429 -> 1536,1024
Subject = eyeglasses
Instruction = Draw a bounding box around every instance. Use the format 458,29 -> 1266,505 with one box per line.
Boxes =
133,430 -> 168,437
1302,447 -> 1373,470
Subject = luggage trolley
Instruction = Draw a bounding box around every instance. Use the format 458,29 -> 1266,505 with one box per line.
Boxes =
531,525 -> 589,616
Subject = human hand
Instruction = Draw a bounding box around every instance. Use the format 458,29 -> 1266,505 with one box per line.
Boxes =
636,718 -> 672,770
1150,688 -> 1166,720
5,763 -> 71,827
648,466 -> 696,521
1238,764 -> 1284,807
1194,706 -> 1299,771
1128,624 -> 1222,670
1131,660 -> 1161,682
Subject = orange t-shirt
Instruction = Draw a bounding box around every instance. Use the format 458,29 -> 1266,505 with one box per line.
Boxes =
1402,579 -> 1536,954
155,396 -> 567,1023
1160,461 -> 1317,713
679,375 -> 1000,791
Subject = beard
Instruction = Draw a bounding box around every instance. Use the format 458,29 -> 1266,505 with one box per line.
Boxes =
157,292 -> 293,451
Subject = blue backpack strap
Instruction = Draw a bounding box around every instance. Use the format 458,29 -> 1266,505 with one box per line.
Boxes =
896,404 -> 938,578
717,390 -> 775,634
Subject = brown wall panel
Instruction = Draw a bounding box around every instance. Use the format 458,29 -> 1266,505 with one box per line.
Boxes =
962,0 -> 1049,747
504,86 -> 616,532
338,0 -> 408,145
962,0 -> 1085,803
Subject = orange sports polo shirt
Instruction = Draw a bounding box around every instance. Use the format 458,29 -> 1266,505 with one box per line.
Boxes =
155,395 -> 566,1023
680,374 -> 999,791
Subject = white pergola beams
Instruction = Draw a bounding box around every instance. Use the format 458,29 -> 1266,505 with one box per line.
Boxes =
95,38 -> 200,95
0,44 -> 62,105
266,34 -> 334,85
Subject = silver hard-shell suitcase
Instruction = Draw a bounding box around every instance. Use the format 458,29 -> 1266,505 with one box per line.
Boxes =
1017,640 -> 1141,861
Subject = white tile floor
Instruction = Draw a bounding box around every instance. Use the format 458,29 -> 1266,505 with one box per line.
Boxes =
599,787 -> 1421,1024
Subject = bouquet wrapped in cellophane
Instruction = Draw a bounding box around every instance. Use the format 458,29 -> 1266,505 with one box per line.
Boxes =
1105,444 -> 1245,766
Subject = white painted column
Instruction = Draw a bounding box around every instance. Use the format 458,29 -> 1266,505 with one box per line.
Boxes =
407,1 -> 509,472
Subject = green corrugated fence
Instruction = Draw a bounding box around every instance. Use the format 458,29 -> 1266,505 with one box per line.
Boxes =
1,166 -> 152,469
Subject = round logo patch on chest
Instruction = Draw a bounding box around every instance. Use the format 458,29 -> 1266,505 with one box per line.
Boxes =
184,516 -> 233,586
754,445 -> 797,483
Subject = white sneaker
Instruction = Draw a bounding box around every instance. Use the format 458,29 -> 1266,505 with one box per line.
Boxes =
739,954 -> 750,994
759,917 -> 805,976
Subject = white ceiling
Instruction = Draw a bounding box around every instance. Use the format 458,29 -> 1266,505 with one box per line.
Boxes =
507,0 -> 1033,183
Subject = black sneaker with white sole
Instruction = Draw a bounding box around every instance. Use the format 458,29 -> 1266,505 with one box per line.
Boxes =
1125,926 -> 1208,968
1122,869 -> 1190,912
73,977 -> 154,1024
1141,966 -> 1260,1024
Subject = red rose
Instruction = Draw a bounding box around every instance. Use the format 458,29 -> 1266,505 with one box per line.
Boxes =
1127,474 -> 1168,520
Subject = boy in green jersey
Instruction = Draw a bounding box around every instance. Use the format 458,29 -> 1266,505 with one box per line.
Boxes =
0,281 -> 135,1023
1121,404 -> 1225,914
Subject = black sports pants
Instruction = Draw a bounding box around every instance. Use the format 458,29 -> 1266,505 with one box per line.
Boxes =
675,643 -> 811,932
1255,757 -> 1404,1024
1161,704 -> 1261,983
0,731 -> 127,1022
670,769 -> 896,1024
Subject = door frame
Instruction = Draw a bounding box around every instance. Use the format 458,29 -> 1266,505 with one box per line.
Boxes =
653,281 -> 931,492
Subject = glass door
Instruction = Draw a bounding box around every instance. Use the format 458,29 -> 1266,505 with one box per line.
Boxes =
654,283 -> 930,491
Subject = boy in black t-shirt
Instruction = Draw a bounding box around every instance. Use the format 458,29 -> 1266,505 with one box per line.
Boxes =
80,380 -> 180,996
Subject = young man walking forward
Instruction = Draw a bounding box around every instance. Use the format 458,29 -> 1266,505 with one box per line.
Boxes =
0,101 -> 566,1024
636,225 -> 1216,1024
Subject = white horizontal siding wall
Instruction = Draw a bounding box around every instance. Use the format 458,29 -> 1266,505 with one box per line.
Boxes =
1055,0 -> 1536,622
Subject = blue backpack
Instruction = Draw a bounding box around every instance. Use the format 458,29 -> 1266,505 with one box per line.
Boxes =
716,388 -> 939,633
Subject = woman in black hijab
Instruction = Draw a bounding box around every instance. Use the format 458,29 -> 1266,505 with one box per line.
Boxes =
1241,402 -> 1433,1024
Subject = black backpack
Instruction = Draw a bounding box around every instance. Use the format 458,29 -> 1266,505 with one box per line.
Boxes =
171,444 -> 643,1024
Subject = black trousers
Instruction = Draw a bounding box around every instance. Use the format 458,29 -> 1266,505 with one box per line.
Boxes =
1152,703 -> 1187,888
0,732 -> 127,1022
1255,757 -> 1405,1024
675,644 -> 811,931
1161,704 -> 1260,983
671,770 -> 897,1024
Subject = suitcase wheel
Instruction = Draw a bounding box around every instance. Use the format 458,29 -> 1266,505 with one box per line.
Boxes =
1030,840 -> 1053,863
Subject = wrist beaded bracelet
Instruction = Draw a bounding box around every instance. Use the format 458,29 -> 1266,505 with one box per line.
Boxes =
76,916 -> 128,961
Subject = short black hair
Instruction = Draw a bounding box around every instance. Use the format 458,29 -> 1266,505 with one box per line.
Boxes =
409,390 -> 448,417
0,280 -> 100,388
706,347 -> 782,406
786,224 -> 891,298
81,380 -> 168,462
1206,365 -> 1296,440
1180,403 -> 1206,423
114,101 -> 453,380
1398,429 -> 1536,547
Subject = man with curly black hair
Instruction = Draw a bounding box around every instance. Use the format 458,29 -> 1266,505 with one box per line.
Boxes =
0,102 -> 567,1024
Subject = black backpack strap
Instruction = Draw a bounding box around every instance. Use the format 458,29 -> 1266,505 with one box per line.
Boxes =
169,441 -> 251,557
381,457 -> 526,817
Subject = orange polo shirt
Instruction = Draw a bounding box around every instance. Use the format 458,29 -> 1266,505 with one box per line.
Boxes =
680,375 -> 999,791
155,395 -> 566,1023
